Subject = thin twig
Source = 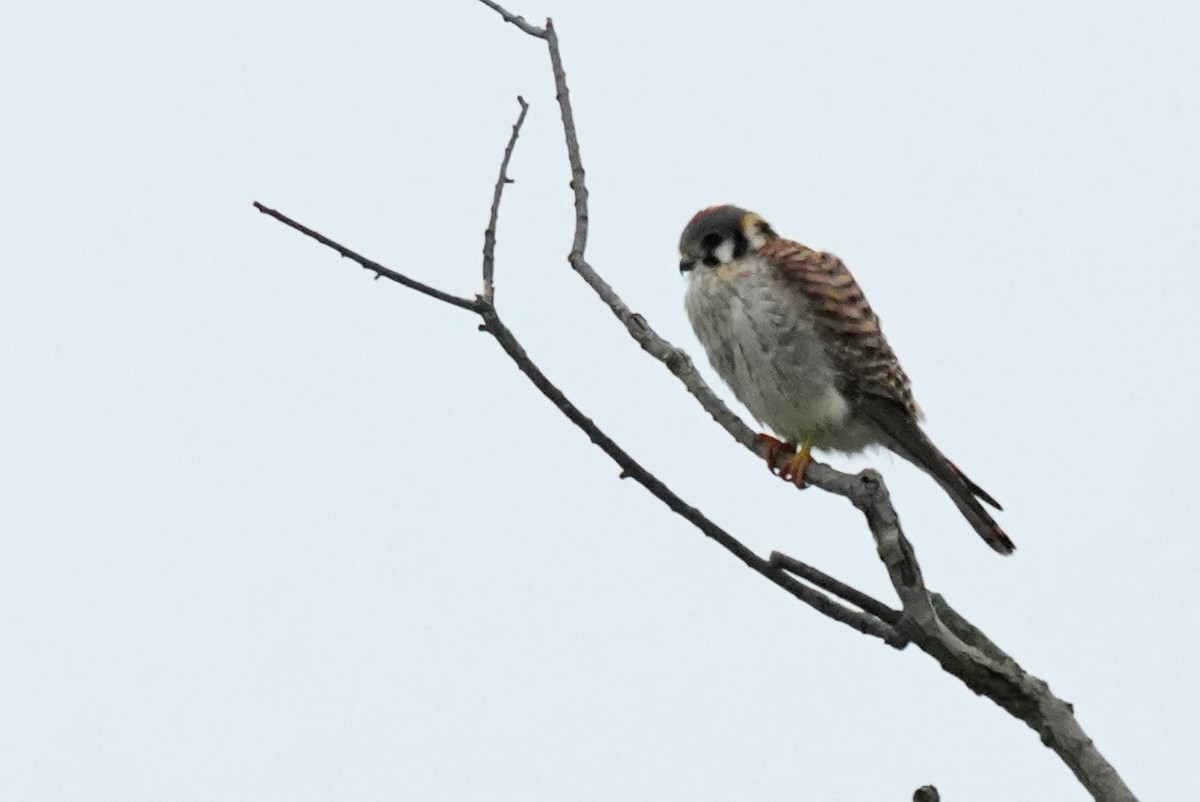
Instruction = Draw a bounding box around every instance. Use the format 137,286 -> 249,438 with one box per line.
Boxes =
253,202 -> 480,312
256,105 -> 897,645
770,551 -> 902,626
481,96 -> 529,301
544,21 -> 588,262
253,202 -> 900,645
475,0 -> 546,36
474,2 -> 823,469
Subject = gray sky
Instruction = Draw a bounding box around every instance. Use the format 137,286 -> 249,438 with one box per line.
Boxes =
4,1 -> 1198,799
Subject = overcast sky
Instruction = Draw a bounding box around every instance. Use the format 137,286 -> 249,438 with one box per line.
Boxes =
4,1 -> 1198,799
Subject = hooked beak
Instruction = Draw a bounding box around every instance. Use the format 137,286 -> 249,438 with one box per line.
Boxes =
679,252 -> 696,274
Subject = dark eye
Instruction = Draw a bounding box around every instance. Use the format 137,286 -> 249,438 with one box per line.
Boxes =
701,232 -> 722,251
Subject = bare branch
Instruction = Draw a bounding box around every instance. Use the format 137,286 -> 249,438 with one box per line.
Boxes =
471,4 -> 1139,800
475,0 -> 546,37
472,6 -> 853,473
474,302 -> 902,645
255,63 -> 896,648
255,82 -> 901,647
255,200 -> 901,644
545,21 -> 589,262
851,472 -> 1137,801
252,202 -> 480,312
481,96 -> 529,301
770,550 -> 902,626
256,5 -> 1140,799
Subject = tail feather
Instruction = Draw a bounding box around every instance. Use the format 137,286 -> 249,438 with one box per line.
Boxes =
855,395 -> 1015,555
959,468 -> 1002,511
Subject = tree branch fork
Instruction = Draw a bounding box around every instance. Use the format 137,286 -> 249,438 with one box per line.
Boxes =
252,4 -> 1138,801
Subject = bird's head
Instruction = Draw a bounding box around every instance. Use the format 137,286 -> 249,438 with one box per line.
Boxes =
678,205 -> 778,274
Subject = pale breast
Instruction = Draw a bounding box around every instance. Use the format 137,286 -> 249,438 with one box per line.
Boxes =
684,258 -> 854,444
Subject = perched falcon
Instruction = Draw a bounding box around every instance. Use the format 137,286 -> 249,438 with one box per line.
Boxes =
679,205 -> 1014,555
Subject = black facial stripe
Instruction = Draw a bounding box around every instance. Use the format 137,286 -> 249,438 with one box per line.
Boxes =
691,218 -> 754,268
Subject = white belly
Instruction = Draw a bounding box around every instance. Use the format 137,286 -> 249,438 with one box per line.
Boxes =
685,260 -> 875,453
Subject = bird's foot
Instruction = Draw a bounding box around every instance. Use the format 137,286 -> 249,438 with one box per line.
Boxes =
756,433 -> 795,477
779,447 -> 813,488
756,433 -> 813,488
767,437 -> 815,488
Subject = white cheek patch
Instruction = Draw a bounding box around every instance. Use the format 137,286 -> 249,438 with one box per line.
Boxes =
714,238 -> 736,264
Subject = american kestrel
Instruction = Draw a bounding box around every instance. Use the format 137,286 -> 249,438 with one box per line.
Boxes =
679,205 -> 1014,555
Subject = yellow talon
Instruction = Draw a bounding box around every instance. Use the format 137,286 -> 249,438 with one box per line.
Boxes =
780,437 -> 814,487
